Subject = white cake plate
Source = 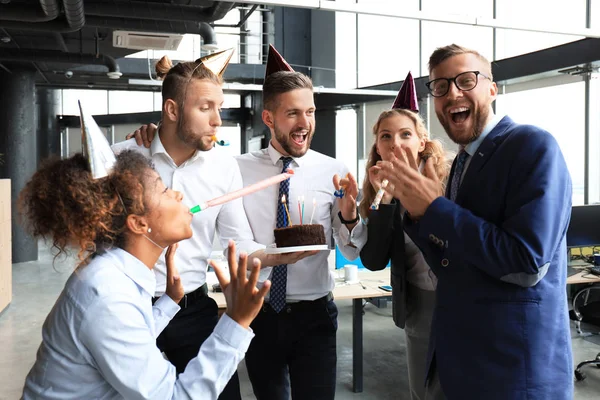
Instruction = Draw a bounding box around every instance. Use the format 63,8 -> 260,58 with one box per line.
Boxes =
264,244 -> 329,254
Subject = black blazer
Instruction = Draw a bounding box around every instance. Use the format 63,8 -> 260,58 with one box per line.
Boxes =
359,199 -> 407,328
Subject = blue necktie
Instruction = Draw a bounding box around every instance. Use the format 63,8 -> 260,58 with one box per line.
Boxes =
450,149 -> 469,202
269,156 -> 293,313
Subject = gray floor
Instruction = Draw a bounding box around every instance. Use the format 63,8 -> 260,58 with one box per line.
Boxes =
1,244 -> 599,399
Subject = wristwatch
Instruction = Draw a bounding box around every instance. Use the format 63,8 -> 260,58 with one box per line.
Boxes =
338,211 -> 359,225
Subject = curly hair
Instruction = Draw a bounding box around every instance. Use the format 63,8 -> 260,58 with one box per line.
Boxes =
359,109 -> 452,219
18,150 -> 154,265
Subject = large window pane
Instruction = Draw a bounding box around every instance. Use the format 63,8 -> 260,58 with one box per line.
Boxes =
336,108 -> 358,178
496,81 -> 586,205
335,0 -> 358,89
421,0 -> 493,72
108,91 -> 154,114
356,0 -> 420,87
422,0 -> 493,17
588,76 -> 600,204
61,89 -> 108,115
495,0 -> 585,59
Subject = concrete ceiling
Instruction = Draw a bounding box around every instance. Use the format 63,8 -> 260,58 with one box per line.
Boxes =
0,0 -> 250,90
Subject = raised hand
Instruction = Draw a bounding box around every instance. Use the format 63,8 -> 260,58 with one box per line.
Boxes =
333,173 -> 359,227
165,243 -> 185,304
125,123 -> 158,148
380,146 -> 442,219
368,161 -> 394,205
210,240 -> 271,329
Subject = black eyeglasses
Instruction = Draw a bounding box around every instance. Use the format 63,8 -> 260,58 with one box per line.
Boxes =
425,71 -> 490,97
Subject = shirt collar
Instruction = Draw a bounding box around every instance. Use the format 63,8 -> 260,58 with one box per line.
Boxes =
151,124 -> 204,164
267,141 -> 305,168
105,248 -> 157,297
464,112 -> 504,156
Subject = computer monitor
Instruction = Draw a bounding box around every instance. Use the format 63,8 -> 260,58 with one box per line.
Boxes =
566,205 -> 600,248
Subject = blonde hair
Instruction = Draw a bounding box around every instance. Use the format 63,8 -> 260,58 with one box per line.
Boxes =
359,109 -> 451,219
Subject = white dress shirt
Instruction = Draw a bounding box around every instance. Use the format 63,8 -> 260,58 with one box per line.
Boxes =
235,144 -> 363,301
112,137 -> 264,295
22,248 -> 254,400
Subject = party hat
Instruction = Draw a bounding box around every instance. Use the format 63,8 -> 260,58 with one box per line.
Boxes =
195,48 -> 234,77
265,44 -> 294,78
79,100 -> 116,180
392,71 -> 419,112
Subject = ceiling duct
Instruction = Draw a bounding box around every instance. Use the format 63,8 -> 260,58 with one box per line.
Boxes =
0,0 -> 84,32
0,0 -> 60,22
84,1 -> 234,23
0,48 -> 122,79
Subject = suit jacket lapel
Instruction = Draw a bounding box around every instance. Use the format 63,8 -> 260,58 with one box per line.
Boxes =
455,116 -> 514,204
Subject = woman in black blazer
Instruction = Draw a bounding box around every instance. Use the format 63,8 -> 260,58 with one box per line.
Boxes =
359,108 -> 450,400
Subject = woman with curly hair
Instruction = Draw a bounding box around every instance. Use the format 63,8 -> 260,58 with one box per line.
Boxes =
20,150 -> 270,399
359,94 -> 450,399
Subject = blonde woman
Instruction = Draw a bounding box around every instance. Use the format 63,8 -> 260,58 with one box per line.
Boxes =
360,105 -> 450,400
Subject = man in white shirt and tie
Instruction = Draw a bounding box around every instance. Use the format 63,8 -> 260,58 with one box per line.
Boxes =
119,50 -> 313,400
234,45 -> 364,400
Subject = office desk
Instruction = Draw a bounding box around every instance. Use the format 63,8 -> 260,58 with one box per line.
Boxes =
208,269 -> 391,393
567,270 -> 600,285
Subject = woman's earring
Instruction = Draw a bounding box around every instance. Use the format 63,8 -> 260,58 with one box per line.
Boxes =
148,228 -> 152,233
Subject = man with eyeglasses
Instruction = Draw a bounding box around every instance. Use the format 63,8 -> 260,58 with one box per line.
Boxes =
378,44 -> 573,399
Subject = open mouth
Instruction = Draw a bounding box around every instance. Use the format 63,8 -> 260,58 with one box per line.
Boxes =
449,106 -> 471,124
291,131 -> 308,146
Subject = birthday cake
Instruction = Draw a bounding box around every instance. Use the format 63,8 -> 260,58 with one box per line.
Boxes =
274,224 -> 326,248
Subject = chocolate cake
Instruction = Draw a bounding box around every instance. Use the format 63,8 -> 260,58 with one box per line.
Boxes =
274,224 -> 326,248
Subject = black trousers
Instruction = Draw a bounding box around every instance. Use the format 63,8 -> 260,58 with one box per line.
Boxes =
156,295 -> 241,400
245,296 -> 338,400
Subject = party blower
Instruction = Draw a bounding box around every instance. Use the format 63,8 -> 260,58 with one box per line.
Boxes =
190,170 -> 295,214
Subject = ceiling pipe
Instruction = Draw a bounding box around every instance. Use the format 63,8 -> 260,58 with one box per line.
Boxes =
63,0 -> 85,30
0,0 -> 85,32
171,0 -> 216,5
0,49 -> 122,79
0,5 -> 231,35
199,22 -> 218,50
0,0 -> 59,22
84,16 -> 220,35
83,1 -> 234,23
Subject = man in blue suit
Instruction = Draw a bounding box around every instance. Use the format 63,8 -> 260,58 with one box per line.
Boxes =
378,44 -> 573,399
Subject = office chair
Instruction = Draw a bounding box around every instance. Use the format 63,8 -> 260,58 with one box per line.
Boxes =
572,284 -> 600,381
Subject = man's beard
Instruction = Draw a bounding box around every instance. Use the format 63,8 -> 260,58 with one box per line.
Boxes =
438,103 -> 489,146
177,116 -> 213,152
273,123 -> 313,158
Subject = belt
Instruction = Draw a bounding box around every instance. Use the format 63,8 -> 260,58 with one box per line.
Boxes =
152,283 -> 208,309
264,292 -> 334,313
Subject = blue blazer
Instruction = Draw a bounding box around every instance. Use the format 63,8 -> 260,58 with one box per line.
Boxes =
404,116 -> 573,399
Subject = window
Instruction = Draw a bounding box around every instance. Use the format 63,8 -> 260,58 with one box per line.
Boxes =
496,80 -> 586,205
495,0 -> 585,59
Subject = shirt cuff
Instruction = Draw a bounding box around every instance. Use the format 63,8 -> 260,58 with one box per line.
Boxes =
213,313 -> 255,352
153,294 -> 181,319
338,215 -> 367,248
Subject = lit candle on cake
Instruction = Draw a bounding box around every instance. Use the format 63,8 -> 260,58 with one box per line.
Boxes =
282,194 -> 293,227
